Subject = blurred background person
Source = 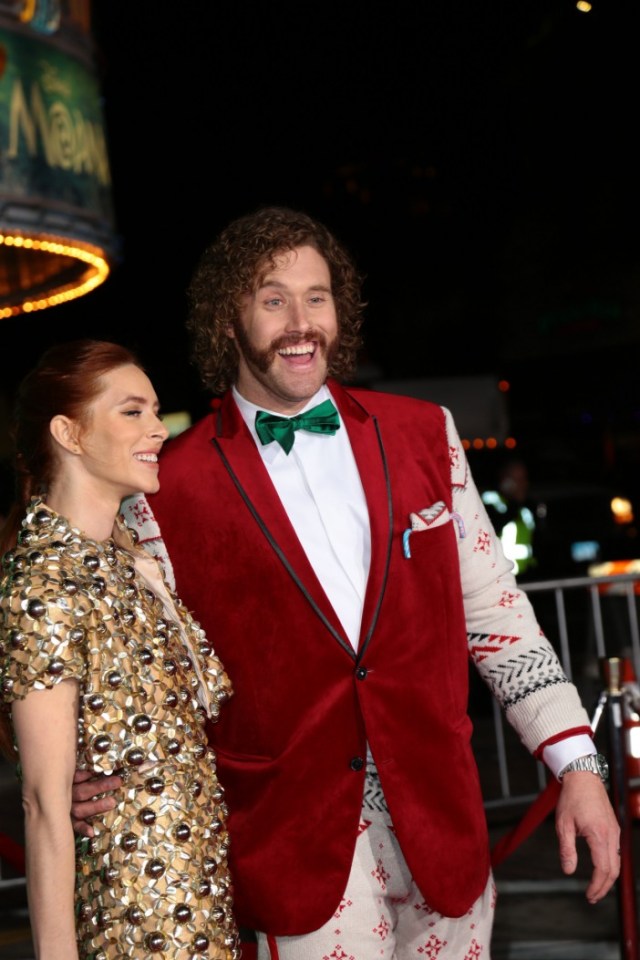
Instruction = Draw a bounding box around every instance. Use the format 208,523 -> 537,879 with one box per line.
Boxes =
482,455 -> 537,579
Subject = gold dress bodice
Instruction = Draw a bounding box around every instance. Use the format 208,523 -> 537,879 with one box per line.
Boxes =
0,500 -> 240,959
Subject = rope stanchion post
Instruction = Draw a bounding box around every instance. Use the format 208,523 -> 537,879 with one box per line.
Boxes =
601,656 -> 639,960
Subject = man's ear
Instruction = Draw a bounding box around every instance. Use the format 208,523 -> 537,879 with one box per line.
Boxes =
225,322 -> 236,340
49,415 -> 81,454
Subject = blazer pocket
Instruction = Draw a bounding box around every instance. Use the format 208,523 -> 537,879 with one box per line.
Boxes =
403,502 -> 465,558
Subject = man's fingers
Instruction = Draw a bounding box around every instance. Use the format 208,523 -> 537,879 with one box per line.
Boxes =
71,774 -> 123,803
558,837 -> 578,876
70,773 -> 122,838
585,836 -> 621,903
556,773 -> 621,902
70,793 -> 117,820
71,769 -> 94,785
71,817 -> 95,839
585,860 -> 619,903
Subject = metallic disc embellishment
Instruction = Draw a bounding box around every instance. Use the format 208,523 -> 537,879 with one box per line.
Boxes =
132,713 -> 152,733
91,576 -> 107,597
92,734 -> 112,754
96,908 -> 112,929
125,747 -> 145,767
47,657 -> 65,676
77,900 -> 93,921
138,807 -> 156,826
120,832 -> 138,852
174,822 -> 191,842
125,905 -> 144,926
26,598 -> 46,619
173,903 -> 192,923
33,509 -> 53,527
86,694 -> 105,713
101,864 -> 120,883
192,933 -> 209,952
83,554 -> 99,572
9,629 -> 26,649
144,857 -> 165,879
144,932 -> 166,953
145,776 -> 165,796
163,658 -> 177,676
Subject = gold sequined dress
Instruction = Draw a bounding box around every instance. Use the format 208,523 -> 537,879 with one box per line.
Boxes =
0,499 -> 240,960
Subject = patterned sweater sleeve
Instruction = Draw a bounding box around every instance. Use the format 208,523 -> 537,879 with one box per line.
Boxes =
443,406 -> 592,754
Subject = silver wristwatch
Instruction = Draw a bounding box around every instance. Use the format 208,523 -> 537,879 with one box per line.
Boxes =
558,753 -> 609,783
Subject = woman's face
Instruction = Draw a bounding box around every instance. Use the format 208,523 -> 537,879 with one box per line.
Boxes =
74,364 -> 168,501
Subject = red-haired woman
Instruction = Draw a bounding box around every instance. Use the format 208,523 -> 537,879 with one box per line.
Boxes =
0,340 -> 239,960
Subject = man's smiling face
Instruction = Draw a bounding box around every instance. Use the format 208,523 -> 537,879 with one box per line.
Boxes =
229,244 -> 339,414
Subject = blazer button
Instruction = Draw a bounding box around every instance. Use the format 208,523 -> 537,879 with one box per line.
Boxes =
350,756 -> 364,772
355,666 -> 368,680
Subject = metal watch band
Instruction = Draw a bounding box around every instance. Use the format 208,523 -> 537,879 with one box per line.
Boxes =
558,753 -> 608,782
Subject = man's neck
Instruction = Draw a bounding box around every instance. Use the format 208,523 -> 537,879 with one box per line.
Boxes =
232,383 -> 331,417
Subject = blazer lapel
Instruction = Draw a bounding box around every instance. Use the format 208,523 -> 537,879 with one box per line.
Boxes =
329,382 -> 393,657
212,391 -> 352,653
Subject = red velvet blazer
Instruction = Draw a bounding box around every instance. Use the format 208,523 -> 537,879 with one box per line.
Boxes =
147,381 -> 490,934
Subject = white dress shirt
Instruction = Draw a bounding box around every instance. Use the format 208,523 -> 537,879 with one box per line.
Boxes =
233,384 -> 370,651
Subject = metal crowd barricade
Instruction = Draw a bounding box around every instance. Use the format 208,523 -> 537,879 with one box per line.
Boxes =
479,570 -> 640,960
480,571 -> 640,812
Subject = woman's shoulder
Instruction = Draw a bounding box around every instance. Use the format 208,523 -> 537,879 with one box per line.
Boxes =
1,500 -> 101,610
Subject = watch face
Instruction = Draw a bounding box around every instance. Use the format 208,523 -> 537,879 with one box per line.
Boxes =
597,754 -> 609,780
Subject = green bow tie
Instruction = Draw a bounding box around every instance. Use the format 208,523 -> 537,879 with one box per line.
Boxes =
254,399 -> 340,455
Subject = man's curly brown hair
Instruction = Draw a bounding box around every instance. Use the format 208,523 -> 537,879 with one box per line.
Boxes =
186,206 -> 366,394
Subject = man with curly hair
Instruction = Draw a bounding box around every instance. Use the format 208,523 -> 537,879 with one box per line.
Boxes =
73,206 -> 619,959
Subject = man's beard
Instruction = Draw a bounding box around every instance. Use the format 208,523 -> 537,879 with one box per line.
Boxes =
232,322 -> 338,374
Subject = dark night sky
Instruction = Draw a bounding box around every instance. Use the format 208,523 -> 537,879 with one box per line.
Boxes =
1,0 -> 638,489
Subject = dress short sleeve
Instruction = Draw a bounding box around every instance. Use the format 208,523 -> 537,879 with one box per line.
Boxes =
1,567 -> 89,703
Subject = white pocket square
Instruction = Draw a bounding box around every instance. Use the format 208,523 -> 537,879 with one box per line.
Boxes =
409,501 -> 449,531
403,502 -> 465,558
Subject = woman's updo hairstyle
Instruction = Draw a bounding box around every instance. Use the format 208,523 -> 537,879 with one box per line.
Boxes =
0,339 -> 141,555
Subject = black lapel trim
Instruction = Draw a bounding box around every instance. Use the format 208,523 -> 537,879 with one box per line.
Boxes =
357,416 -> 393,662
211,437 -> 355,660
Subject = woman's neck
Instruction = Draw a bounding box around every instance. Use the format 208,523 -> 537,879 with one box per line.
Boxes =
45,480 -> 120,543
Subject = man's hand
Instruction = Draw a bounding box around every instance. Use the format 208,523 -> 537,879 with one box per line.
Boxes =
555,771 -> 621,903
71,769 -> 122,837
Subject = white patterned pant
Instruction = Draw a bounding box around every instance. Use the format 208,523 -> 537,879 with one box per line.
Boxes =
257,765 -> 496,960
